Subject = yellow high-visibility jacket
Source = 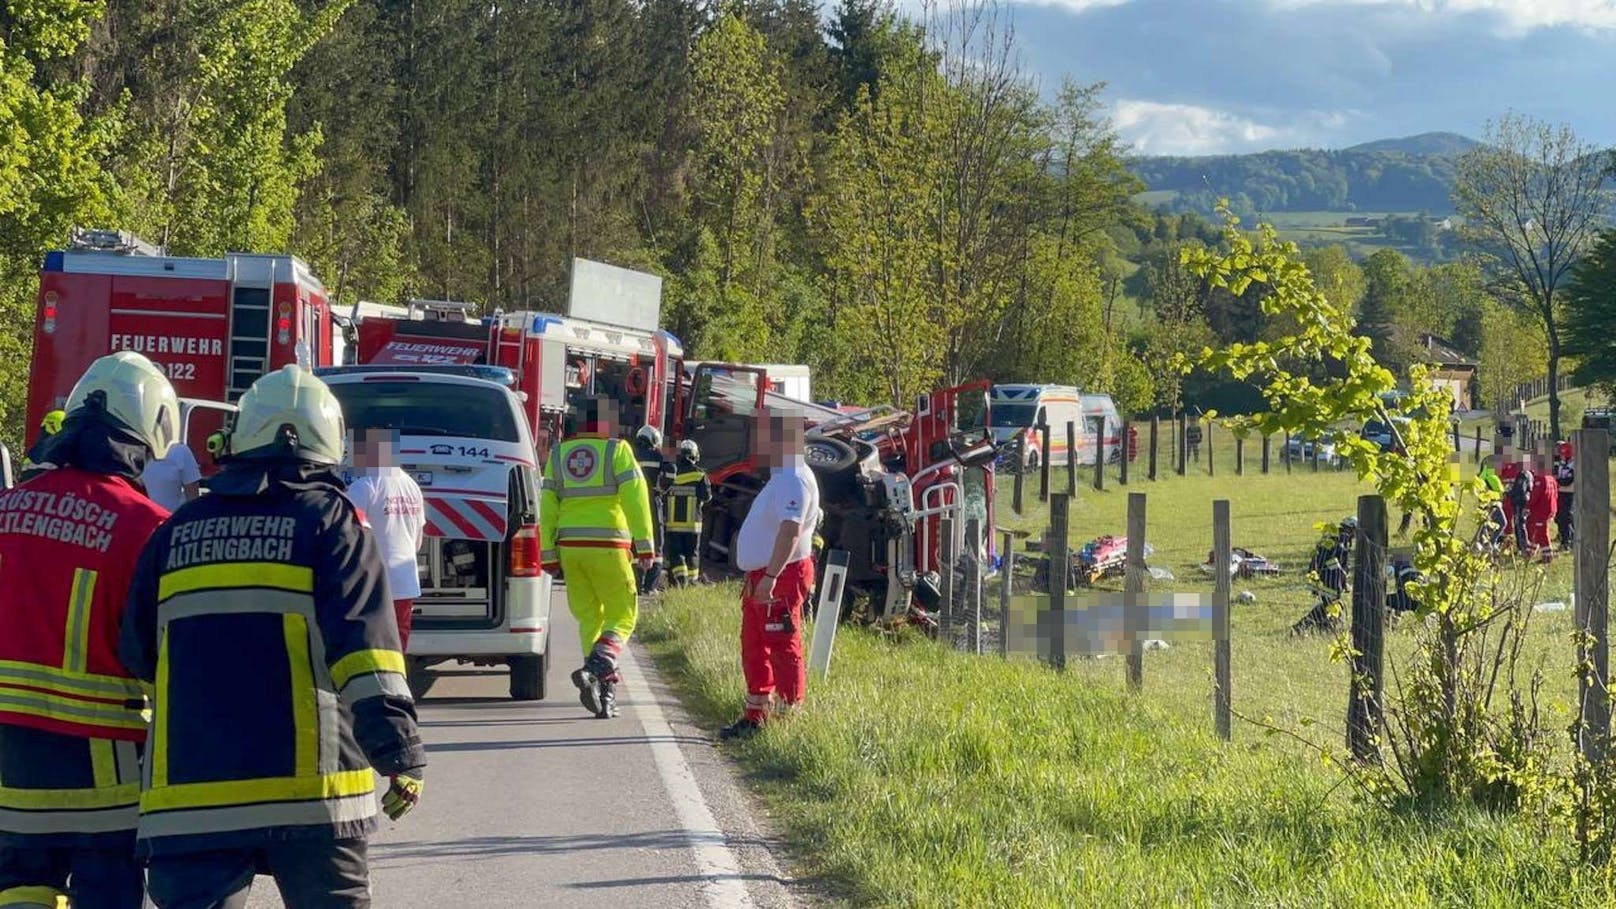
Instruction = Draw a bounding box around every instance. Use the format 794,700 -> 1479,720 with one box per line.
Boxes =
540,435 -> 655,570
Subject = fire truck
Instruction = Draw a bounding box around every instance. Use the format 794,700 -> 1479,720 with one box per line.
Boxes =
27,229 -> 333,456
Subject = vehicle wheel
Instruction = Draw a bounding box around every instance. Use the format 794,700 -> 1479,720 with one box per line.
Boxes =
406,658 -> 438,701
509,652 -> 547,701
805,437 -> 858,474
1024,449 -> 1040,473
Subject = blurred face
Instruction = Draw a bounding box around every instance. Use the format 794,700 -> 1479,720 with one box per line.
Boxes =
755,413 -> 804,469
351,428 -> 395,468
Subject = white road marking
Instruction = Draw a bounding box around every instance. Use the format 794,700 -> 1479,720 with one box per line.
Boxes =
618,644 -> 757,909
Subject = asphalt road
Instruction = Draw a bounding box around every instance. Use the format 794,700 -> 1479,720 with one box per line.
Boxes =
239,606 -> 807,908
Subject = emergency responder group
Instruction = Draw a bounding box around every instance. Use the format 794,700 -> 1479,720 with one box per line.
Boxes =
0,354 -> 424,908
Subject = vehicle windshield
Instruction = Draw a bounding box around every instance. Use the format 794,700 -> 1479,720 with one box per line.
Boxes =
990,402 -> 1037,427
328,381 -> 521,443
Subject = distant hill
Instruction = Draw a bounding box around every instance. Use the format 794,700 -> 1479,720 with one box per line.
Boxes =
1130,133 -> 1478,216
1345,132 -> 1479,156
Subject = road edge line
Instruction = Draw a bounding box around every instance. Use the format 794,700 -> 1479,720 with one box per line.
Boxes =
619,644 -> 757,909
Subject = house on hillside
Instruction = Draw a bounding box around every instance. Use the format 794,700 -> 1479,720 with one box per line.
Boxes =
1418,333 -> 1476,411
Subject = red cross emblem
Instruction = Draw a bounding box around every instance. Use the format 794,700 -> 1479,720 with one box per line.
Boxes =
565,447 -> 597,481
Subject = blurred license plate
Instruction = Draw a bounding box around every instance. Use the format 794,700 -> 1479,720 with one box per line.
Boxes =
413,471 -> 434,486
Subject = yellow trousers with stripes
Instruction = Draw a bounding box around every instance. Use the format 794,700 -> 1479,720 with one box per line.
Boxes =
559,547 -> 639,658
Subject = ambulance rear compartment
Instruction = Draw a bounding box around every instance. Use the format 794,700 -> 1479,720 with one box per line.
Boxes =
414,538 -> 503,629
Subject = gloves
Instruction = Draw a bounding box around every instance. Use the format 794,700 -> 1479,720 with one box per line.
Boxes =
382,768 -> 424,820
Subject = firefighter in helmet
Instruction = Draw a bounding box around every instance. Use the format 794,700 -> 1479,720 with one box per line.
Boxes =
0,353 -> 178,909
542,397 -> 655,719
17,409 -> 67,482
664,439 -> 712,587
1291,516 -> 1355,635
120,365 -> 426,907
633,425 -> 668,594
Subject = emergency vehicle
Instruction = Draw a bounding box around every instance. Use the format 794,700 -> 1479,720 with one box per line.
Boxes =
989,384 -> 1124,470
27,229 -> 333,458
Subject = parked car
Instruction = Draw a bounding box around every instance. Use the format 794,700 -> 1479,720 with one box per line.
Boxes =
1281,433 -> 1340,465
1360,417 -> 1411,453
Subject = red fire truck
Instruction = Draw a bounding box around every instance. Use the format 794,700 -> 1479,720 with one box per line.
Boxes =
352,301 -> 685,457
27,229 -> 333,453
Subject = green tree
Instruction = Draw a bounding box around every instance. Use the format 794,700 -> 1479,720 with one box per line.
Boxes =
1478,297 -> 1546,413
1453,112 -> 1613,441
1562,230 -> 1616,401
0,0 -> 115,445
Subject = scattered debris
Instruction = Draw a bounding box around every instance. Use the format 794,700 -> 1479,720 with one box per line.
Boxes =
1534,601 -> 1569,613
1143,639 -> 1171,651
1237,590 -> 1257,604
1147,567 -> 1175,582
1201,547 -> 1282,578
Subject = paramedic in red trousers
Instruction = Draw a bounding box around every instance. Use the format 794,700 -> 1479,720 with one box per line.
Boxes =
346,427 -> 426,649
720,413 -> 822,741
120,365 -> 426,908
0,352 -> 179,909
1526,449 -> 1558,563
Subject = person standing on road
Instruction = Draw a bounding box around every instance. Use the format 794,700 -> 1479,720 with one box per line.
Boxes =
633,425 -> 668,595
141,437 -> 202,511
347,427 -> 426,651
720,413 -> 822,741
541,397 -> 656,720
0,353 -> 178,909
120,365 -> 427,909
664,440 -> 712,587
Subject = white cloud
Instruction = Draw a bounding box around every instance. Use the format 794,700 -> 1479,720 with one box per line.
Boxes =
1004,0 -> 1133,11
1267,0 -> 1616,35
1113,101 -> 1281,155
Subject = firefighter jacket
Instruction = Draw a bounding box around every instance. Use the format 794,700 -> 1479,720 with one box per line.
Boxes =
0,450 -> 169,846
636,442 -> 666,543
1310,535 -> 1349,594
663,460 -> 712,534
119,460 -> 427,858
539,435 -> 655,571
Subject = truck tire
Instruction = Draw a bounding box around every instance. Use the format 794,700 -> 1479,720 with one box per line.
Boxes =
805,437 -> 858,474
509,653 -> 547,701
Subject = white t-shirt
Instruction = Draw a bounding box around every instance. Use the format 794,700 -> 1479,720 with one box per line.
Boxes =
736,458 -> 821,572
347,468 -> 426,600
142,444 -> 202,512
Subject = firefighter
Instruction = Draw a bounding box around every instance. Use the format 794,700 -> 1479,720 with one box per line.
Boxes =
17,409 -> 67,481
633,425 -> 668,595
1387,555 -> 1423,614
0,353 -> 178,909
1556,441 -> 1575,551
1291,516 -> 1354,635
664,439 -> 712,587
541,397 -> 655,720
119,365 -> 427,908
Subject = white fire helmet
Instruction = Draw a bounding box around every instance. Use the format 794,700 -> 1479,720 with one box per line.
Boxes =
679,439 -> 700,461
65,351 -> 180,457
229,365 -> 346,465
636,425 -> 663,449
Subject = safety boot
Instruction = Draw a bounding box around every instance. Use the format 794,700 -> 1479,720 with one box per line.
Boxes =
571,666 -> 602,716
597,677 -> 619,719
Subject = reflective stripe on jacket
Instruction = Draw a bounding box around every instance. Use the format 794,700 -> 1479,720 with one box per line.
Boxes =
119,463 -> 426,857
539,436 -> 655,567
664,469 -> 711,533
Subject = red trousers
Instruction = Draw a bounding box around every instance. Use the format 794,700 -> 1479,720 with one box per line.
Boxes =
395,598 -> 415,651
740,560 -> 813,722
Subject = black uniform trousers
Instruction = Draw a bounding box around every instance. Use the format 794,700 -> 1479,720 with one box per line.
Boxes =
0,844 -> 142,909
665,531 -> 701,584
146,839 -> 369,909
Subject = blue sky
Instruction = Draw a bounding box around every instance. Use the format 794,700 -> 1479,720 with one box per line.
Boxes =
988,0 -> 1616,155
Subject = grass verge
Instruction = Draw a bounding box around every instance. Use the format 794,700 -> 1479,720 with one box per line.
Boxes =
639,469 -> 1615,907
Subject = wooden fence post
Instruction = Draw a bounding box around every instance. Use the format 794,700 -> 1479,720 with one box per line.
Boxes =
1262,435 -> 1271,474
1039,423 -> 1051,503
965,518 -> 983,655
1473,426 -> 1483,464
1206,420 -> 1215,476
1452,421 -> 1461,454
1213,499 -> 1232,741
1120,421 -> 1131,486
1575,429 -> 1611,764
1125,492 -> 1146,690
1284,431 -> 1292,474
1149,416 -> 1159,481
1066,421 -> 1077,495
1092,417 -> 1104,491
1049,494 -> 1070,671
1347,495 -> 1387,764
1236,435 -> 1244,476
998,529 -> 1014,660
1177,414 -> 1187,476
1012,463 -> 1024,516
